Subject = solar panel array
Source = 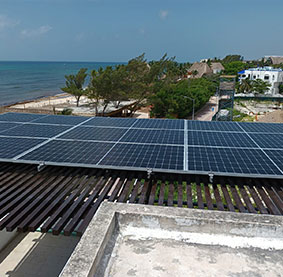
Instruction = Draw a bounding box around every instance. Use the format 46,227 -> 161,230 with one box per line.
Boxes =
0,112 -> 282,178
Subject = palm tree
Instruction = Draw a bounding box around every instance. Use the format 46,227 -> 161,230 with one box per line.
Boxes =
238,79 -> 252,93
252,79 -> 271,95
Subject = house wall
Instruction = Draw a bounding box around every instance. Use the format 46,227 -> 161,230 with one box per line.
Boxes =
239,67 -> 283,95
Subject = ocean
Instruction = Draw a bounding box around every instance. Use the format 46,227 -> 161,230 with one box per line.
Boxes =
0,61 -> 122,106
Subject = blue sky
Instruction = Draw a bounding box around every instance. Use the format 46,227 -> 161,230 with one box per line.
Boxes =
0,0 -> 283,62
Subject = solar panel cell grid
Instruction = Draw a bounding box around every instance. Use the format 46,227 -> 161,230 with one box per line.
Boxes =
0,137 -> 45,159
83,117 -> 136,127
120,128 -> 184,145
188,121 -> 242,132
133,118 -> 184,130
188,131 -> 257,148
20,140 -> 114,165
249,133 -> 283,149
264,150 -> 283,172
239,122 -> 283,134
32,115 -> 90,125
99,143 -> 184,170
0,122 -> 22,133
188,147 -> 282,176
0,112 -> 46,122
0,124 -> 72,138
58,126 -> 127,142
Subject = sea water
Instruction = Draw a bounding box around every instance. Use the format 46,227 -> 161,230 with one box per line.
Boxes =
0,61 -> 121,106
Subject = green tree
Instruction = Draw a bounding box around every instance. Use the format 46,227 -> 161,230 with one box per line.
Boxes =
223,61 -> 246,75
61,68 -> 88,107
252,79 -> 271,95
222,55 -> 243,63
237,79 -> 252,93
279,84 -> 283,94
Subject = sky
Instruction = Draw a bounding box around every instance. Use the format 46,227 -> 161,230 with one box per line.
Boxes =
0,0 -> 283,62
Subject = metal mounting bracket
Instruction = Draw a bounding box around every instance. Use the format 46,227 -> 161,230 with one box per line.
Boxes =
37,161 -> 46,172
208,172 -> 214,183
146,168 -> 153,179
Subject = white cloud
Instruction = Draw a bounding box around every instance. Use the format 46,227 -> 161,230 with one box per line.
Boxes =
21,25 -> 52,38
0,15 -> 19,31
159,10 -> 169,20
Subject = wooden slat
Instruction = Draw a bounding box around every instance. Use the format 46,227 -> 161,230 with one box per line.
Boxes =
204,184 -> 213,210
228,179 -> 246,213
186,182 -> 193,208
212,184 -> 224,211
129,179 -> 142,203
118,175 -> 134,203
28,171 -> 92,232
220,181 -> 235,212
158,182 -> 165,206
138,180 -> 151,204
238,184 -> 257,214
196,178 -> 204,209
148,180 -> 158,205
108,176 -> 126,202
246,184 -> 268,214
177,183 -> 183,208
63,175 -> 114,235
167,182 -> 174,207
254,180 -> 281,215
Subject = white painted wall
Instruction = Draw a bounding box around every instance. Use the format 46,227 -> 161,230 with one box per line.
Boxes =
239,67 -> 283,95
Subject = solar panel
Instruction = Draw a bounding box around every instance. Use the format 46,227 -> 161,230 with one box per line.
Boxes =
0,122 -> 22,133
0,124 -> 72,138
249,133 -> 283,149
19,140 -> 114,165
188,121 -> 242,132
188,131 -> 257,148
264,150 -> 283,171
99,143 -> 184,170
83,117 -> 136,127
0,112 -> 282,178
32,114 -> 90,125
239,122 -> 283,134
133,118 -> 184,130
58,126 -> 127,142
0,112 -> 47,122
0,137 -> 45,159
187,146 -> 282,176
120,129 -> 184,145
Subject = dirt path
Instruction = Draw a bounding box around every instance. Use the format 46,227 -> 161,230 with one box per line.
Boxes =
194,96 -> 218,121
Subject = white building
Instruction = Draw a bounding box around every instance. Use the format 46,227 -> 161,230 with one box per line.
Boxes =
238,67 -> 283,95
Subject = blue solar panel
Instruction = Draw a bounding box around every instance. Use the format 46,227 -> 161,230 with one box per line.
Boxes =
32,115 -> 90,125
264,150 -> 283,172
59,126 -> 127,141
83,117 -> 136,127
0,137 -> 45,159
0,124 -> 72,138
187,146 -> 282,176
0,122 -> 22,133
20,140 -> 114,165
120,129 -> 184,145
0,112 -> 46,122
249,133 -> 283,149
188,131 -> 257,148
188,121 -> 242,132
99,143 -> 184,170
239,122 -> 283,133
134,118 -> 184,130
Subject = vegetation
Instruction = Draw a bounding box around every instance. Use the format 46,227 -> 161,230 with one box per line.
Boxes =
149,78 -> 217,118
61,68 -> 88,107
252,79 -> 271,95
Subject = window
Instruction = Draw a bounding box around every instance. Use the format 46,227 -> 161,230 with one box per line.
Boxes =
264,75 -> 269,80
273,75 -> 275,80
253,75 -> 256,79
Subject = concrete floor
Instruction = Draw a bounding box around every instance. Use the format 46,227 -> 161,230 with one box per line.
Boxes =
102,235 -> 283,277
0,232 -> 80,277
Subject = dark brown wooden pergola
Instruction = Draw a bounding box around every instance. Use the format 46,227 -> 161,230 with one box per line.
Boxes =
0,162 -> 282,236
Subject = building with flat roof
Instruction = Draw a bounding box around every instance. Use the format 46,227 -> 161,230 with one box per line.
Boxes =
238,67 -> 283,95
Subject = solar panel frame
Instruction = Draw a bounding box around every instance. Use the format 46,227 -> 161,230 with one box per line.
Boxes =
119,128 -> 184,145
98,143 -> 184,171
188,130 -> 258,148
0,112 -> 282,178
58,126 -> 128,142
0,123 -> 73,138
187,146 -> 283,176
0,112 -> 48,123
